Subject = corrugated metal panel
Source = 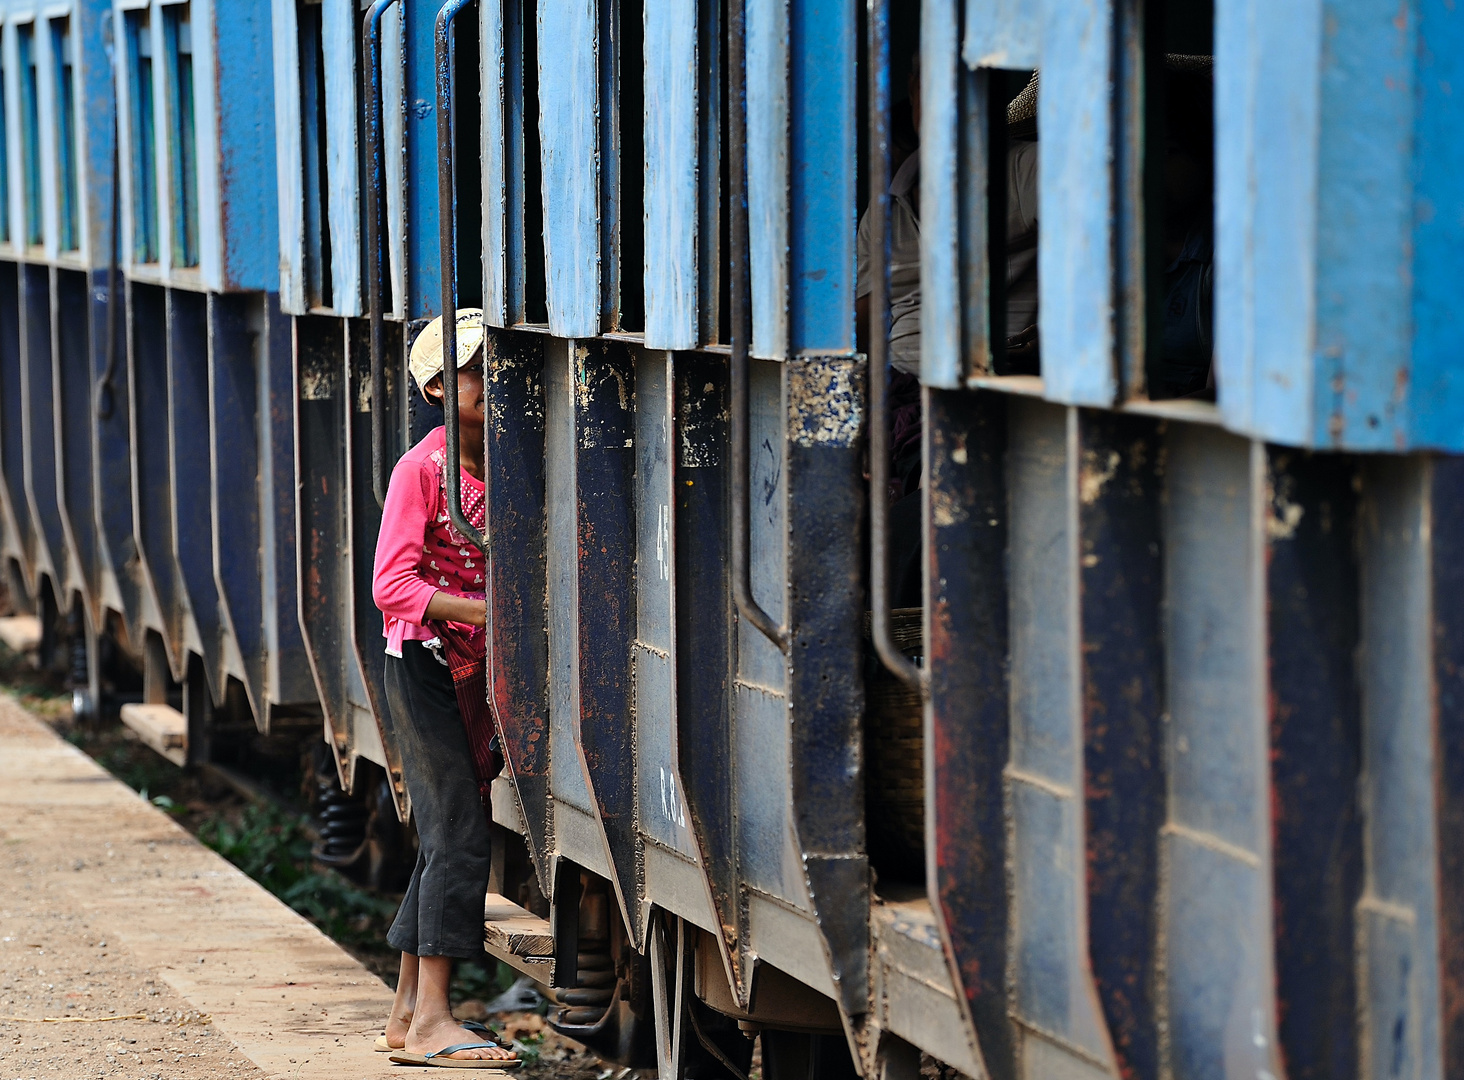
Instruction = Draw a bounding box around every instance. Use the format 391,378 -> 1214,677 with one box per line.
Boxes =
642,0 -> 698,350
1036,0 -> 1116,406
918,0 -> 961,389
1216,0 -> 1464,450
962,0 -> 1039,70
787,2 -> 854,355
745,0 -> 786,359
1158,429 -> 1279,1078
1408,0 -> 1464,448
321,0 -> 360,315
2,1 -> 1461,1073
537,0 -> 599,337
1004,400 -> 1117,1075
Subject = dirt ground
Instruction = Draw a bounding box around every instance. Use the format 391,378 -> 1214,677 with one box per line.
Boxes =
0,695 -> 398,1080
0,675 -> 622,1080
0,718 -> 266,1080
0,890 -> 261,1080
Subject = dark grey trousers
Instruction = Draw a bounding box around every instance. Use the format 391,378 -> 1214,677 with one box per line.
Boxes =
384,640 -> 491,959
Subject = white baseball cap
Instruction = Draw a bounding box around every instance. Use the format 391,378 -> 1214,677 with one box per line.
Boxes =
408,308 -> 486,400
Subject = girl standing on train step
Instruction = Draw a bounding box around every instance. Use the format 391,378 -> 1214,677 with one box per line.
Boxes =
370,309 -> 519,1069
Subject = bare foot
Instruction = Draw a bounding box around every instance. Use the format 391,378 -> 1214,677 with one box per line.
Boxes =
406,1012 -> 518,1061
384,952 -> 419,1050
382,1008 -> 411,1050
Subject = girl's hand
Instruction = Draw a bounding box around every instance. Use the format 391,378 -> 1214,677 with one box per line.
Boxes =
423,591 -> 486,628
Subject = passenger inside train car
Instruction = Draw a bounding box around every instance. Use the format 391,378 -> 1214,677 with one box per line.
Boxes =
370,310 -> 519,1068
991,60 -> 1217,396
858,47 -> 1215,612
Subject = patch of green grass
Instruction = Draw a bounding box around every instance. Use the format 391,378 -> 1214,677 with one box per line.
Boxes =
452,956 -> 519,1004
509,1032 -> 544,1065
89,737 -> 183,800
0,640 -> 72,721
197,803 -> 397,947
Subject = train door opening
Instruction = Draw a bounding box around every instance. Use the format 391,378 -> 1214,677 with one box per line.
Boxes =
858,0 -> 928,891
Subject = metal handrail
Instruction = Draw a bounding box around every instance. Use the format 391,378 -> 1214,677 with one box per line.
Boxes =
868,0 -> 923,689
436,0 -> 487,554
96,104 -> 121,421
363,0 -> 399,508
729,0 -> 787,653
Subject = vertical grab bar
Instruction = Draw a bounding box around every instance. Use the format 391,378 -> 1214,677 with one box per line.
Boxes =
436,0 -> 487,554
729,0 -> 788,653
363,0 -> 399,507
868,0 -> 923,688
96,102 -> 121,420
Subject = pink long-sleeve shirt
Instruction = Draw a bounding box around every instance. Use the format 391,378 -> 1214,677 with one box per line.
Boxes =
371,426 -> 486,656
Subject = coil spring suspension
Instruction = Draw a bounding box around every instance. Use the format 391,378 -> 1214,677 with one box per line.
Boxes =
311,748 -> 369,865
67,605 -> 96,725
556,945 -> 616,1026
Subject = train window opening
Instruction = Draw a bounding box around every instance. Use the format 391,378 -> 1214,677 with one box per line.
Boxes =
297,0 -> 332,310
452,1 -> 482,310
699,0 -> 724,344
606,0 -> 642,332
51,18 -> 78,252
163,3 -> 199,268
124,9 -> 158,264
991,69 -> 1037,378
931,0 -> 1213,395
1144,0 -> 1214,401
17,23 -> 40,248
513,0 -> 547,325
853,3 -> 920,364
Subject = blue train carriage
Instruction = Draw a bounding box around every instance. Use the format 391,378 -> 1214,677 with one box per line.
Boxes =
0,0 -> 114,691
348,0 -> 1464,1078
104,0 -> 316,752
916,2 -> 1463,1080
0,0 -> 317,755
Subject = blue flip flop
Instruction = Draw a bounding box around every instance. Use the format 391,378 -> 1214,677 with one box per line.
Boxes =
388,1039 -> 523,1068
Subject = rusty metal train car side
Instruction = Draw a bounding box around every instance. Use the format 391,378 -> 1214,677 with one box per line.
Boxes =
0,0 -> 1460,1077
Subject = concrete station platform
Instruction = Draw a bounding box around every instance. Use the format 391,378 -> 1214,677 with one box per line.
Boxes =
0,697 -> 403,1079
